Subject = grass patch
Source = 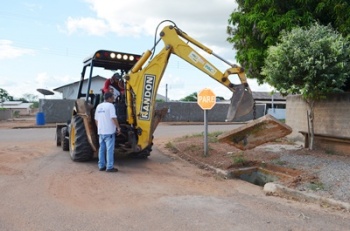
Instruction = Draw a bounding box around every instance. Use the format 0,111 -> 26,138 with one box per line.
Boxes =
274,138 -> 295,145
309,182 -> 324,191
208,131 -> 222,143
177,131 -> 223,143
165,141 -> 178,153
184,144 -> 199,152
231,152 -> 246,164
272,159 -> 288,166
175,133 -> 203,142
325,149 -> 336,155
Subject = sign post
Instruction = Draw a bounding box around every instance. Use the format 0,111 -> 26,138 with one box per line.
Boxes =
197,88 -> 216,156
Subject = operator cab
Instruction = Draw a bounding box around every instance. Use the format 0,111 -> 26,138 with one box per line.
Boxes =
77,50 -> 141,108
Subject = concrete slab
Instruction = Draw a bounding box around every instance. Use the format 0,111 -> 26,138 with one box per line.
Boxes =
217,114 -> 292,150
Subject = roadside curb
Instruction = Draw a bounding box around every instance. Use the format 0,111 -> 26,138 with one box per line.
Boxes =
12,124 -> 57,129
264,183 -> 350,211
160,122 -> 246,126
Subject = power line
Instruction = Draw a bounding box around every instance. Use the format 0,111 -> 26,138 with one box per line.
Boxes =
0,10 -> 60,24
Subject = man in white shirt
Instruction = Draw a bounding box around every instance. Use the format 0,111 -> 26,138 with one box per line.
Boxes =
94,92 -> 121,172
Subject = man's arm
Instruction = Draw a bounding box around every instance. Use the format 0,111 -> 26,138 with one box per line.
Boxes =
112,118 -> 121,134
102,79 -> 111,93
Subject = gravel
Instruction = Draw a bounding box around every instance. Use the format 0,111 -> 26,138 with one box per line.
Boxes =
278,147 -> 350,203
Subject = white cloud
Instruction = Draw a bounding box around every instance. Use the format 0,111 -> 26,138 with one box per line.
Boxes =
56,0 -> 274,100
2,72 -> 75,99
24,3 -> 43,12
35,72 -> 50,85
65,0 -> 237,52
0,40 -> 35,60
34,72 -> 76,90
248,80 -> 274,92
64,17 -> 110,36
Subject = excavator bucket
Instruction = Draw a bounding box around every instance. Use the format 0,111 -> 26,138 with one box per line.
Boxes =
226,84 -> 254,121
218,114 -> 292,150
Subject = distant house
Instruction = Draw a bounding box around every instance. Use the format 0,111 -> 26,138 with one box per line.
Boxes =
253,92 -> 286,109
53,75 -> 168,100
215,91 -> 287,119
53,75 -> 106,99
253,92 -> 286,119
0,101 -> 34,116
215,92 -> 286,107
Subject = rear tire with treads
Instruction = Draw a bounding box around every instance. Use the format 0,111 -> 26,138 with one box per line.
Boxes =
69,115 -> 93,161
61,127 -> 69,151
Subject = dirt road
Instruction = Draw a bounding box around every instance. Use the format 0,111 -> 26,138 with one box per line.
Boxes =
0,125 -> 349,231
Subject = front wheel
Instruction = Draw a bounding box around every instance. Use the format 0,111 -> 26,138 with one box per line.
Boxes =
69,115 -> 93,161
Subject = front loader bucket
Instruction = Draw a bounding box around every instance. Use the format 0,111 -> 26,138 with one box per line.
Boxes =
226,84 -> 254,121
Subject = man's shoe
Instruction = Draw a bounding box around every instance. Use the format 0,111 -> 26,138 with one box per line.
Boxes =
99,167 -> 106,171
106,168 -> 118,172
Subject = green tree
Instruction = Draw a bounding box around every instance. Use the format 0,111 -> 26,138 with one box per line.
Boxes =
227,0 -> 350,83
180,92 -> 197,101
180,92 -> 226,102
22,93 -> 38,102
262,23 -> 350,149
0,88 -> 12,102
19,98 -> 29,103
216,96 -> 225,101
31,102 -> 39,109
22,93 -> 39,109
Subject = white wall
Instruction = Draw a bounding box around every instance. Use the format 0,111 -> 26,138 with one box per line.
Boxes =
267,108 -> 286,120
62,79 -> 106,99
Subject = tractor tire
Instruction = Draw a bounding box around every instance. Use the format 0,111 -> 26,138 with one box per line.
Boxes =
69,115 -> 93,162
56,128 -> 61,146
61,127 -> 69,151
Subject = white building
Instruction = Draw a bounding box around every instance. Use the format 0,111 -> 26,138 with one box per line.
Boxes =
53,75 -> 168,101
53,75 -> 106,99
0,101 -> 34,116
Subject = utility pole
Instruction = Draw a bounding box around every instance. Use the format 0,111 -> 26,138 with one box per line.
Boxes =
166,84 -> 168,102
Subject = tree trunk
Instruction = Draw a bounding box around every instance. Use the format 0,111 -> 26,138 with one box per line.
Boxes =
306,100 -> 315,150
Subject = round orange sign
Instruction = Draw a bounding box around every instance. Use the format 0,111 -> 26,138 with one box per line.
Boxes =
197,88 -> 216,110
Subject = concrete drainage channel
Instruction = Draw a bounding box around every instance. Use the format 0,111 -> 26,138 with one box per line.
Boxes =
225,165 -> 350,211
230,166 -> 281,186
228,164 -> 298,187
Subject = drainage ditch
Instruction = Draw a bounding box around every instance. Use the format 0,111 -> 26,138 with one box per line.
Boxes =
229,165 -> 299,186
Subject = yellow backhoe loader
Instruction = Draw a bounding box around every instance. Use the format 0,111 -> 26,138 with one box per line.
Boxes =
56,20 -> 255,161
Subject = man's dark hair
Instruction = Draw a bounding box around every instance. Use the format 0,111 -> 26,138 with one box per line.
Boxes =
104,92 -> 114,100
112,73 -> 122,79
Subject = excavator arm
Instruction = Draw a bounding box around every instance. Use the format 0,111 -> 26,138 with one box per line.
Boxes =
124,23 -> 254,152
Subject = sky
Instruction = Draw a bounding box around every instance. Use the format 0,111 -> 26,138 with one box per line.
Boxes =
0,0 -> 273,101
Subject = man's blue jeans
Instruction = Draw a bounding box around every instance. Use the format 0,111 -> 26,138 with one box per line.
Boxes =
98,134 -> 115,170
